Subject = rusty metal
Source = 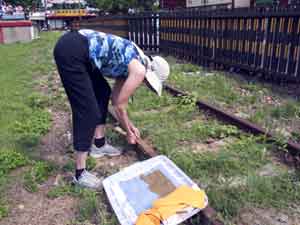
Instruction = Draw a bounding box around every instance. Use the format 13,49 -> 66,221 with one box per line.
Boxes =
164,84 -> 300,157
108,107 -> 158,157
108,107 -> 224,225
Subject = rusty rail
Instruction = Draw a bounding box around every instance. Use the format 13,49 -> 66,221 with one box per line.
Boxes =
108,107 -> 224,225
164,84 -> 300,157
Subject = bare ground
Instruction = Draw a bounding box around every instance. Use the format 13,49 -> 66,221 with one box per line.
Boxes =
236,207 -> 300,225
1,72 -> 138,225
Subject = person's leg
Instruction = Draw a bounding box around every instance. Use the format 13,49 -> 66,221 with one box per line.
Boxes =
88,69 -> 122,157
54,31 -> 102,188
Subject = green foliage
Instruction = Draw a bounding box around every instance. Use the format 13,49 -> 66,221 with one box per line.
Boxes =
62,159 -> 75,172
95,0 -> 156,13
270,102 -> 300,119
0,32 -> 60,218
27,93 -> 50,109
173,135 -> 269,179
5,0 -> 41,8
62,157 -> 96,173
23,161 -> 55,192
86,157 -> 97,171
0,149 -> 29,176
208,173 -> 300,219
96,0 -> 134,12
180,63 -> 201,73
191,122 -> 240,140
13,109 -> 51,146
47,184 -> 75,199
168,58 -> 300,145
175,94 -> 197,111
77,190 -> 98,222
0,204 -> 8,219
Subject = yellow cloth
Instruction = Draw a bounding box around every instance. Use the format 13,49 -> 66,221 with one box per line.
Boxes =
135,185 -> 206,225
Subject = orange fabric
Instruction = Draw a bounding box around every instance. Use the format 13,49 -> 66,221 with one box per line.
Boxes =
135,185 -> 206,225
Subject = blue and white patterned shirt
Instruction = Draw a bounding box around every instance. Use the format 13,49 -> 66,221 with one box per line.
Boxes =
79,29 -> 144,78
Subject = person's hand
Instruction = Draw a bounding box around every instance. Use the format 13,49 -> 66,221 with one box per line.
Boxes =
129,123 -> 140,139
127,131 -> 137,144
126,123 -> 140,144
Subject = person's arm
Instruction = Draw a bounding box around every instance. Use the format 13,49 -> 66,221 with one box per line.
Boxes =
111,59 -> 145,144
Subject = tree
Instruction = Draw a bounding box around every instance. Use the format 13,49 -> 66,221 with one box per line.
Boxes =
5,0 -> 42,9
92,0 -> 157,14
137,0 -> 157,10
94,0 -> 136,13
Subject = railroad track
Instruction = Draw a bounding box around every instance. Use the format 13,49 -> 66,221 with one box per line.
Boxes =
105,83 -> 299,225
164,84 -> 300,159
108,107 -> 224,225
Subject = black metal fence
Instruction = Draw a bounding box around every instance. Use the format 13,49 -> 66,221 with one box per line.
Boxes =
74,7 -> 300,82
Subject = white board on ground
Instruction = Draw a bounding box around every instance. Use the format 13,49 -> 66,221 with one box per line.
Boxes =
103,155 -> 208,225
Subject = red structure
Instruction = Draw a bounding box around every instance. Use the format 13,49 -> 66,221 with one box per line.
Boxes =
160,0 -> 186,9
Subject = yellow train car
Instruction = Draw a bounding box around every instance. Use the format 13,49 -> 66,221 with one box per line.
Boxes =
52,9 -> 87,17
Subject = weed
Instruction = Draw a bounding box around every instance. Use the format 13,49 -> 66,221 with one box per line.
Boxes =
0,32 -> 60,217
62,157 -> 96,174
0,203 -> 8,219
27,92 -> 50,109
77,190 -> 98,222
47,184 -> 75,199
190,122 -> 240,140
63,159 -> 75,172
23,161 -> 55,192
0,149 -> 29,176
87,157 -> 97,171
175,94 -> 197,111
291,132 -> 300,143
168,58 -> 300,144
179,63 -> 201,73
270,102 -> 300,119
170,135 -> 269,179
13,109 -> 51,146
208,172 -> 300,219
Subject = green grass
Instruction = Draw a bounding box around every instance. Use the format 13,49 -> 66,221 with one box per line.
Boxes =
208,173 -> 300,220
62,157 -> 97,173
23,161 -> 55,192
48,184 -> 118,225
167,60 -> 300,142
0,32 -> 61,215
0,149 -> 29,176
127,76 -> 300,224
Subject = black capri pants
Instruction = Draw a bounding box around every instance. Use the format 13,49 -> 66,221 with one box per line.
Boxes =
53,31 -> 111,151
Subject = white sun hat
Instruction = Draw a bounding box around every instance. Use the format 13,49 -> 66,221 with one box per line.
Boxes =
133,43 -> 170,96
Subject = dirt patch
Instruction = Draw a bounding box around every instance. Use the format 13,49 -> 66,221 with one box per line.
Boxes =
93,147 -> 139,177
131,105 -> 176,117
180,137 -> 234,154
2,69 -> 141,225
236,207 -> 300,225
2,175 -> 77,225
38,110 -> 72,165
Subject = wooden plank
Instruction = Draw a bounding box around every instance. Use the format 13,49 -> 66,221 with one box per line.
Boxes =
108,107 -> 158,158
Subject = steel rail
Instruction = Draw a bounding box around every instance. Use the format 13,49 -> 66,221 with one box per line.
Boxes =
164,84 -> 300,157
108,107 -> 224,225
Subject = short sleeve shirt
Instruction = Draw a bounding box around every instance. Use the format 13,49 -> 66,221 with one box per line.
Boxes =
79,29 -> 144,78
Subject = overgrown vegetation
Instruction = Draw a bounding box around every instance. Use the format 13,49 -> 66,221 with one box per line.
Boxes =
128,80 -> 300,224
0,32 -> 60,217
23,161 -> 55,192
48,184 -> 118,224
168,60 -> 300,143
1,33 -> 299,225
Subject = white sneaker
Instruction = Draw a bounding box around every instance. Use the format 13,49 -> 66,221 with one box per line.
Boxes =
90,144 -> 122,158
72,170 -> 102,189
